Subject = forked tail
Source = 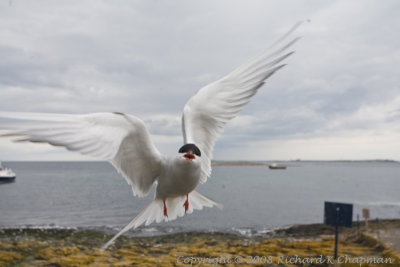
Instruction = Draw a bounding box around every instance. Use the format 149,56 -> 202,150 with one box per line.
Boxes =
101,191 -> 222,251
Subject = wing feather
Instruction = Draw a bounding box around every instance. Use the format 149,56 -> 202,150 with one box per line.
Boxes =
0,111 -> 163,197
182,22 -> 302,182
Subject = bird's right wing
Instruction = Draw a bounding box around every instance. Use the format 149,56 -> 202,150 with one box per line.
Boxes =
0,111 -> 163,197
182,22 -> 302,182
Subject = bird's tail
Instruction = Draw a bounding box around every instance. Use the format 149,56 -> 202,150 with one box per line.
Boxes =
101,190 -> 222,251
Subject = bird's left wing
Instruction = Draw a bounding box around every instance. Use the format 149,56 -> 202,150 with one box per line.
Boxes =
0,111 -> 163,197
182,22 -> 302,182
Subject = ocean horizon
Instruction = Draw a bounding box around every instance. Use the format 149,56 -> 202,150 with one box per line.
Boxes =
1,161 -> 399,237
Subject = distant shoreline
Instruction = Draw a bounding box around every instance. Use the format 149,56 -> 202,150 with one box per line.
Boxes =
211,161 -> 267,166
211,159 -> 400,166
3,159 -> 399,164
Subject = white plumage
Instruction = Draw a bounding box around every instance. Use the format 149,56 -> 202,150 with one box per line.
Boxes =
0,22 -> 301,250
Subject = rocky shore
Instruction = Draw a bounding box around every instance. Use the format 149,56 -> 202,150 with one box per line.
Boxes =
1,220 -> 399,266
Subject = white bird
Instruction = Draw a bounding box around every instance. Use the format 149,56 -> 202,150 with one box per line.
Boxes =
0,22 -> 302,250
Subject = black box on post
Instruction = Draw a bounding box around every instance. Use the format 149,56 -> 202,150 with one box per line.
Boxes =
324,201 -> 353,228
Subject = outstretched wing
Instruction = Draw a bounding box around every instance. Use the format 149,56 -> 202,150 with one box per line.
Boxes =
0,111 -> 163,197
182,22 -> 302,182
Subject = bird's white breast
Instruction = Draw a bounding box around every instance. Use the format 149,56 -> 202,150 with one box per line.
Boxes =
156,156 -> 202,199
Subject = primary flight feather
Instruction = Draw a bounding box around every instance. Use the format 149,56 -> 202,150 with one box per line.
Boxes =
0,22 -> 302,250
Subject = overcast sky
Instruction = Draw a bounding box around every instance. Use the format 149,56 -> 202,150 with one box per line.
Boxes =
0,0 -> 399,161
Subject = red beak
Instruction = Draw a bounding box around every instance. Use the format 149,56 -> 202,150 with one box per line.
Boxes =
184,152 -> 195,161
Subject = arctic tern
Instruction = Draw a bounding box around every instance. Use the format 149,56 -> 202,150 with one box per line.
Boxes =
0,22 -> 302,250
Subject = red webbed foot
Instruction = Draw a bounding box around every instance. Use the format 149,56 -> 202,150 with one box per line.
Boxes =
183,194 -> 189,213
163,199 -> 168,217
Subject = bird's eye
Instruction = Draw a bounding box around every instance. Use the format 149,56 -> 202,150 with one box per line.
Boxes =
192,147 -> 201,157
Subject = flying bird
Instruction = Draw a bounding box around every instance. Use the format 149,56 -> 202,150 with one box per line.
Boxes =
0,22 -> 302,250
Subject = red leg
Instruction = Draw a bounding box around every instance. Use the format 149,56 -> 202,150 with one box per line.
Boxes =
163,199 -> 168,217
183,194 -> 189,213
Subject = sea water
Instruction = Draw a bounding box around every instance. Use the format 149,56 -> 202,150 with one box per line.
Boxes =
0,161 -> 399,236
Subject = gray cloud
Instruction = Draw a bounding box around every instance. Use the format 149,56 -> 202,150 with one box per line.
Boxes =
0,0 -> 400,160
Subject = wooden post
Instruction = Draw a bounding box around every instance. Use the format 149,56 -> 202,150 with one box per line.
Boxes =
334,207 -> 339,259
362,208 -> 370,229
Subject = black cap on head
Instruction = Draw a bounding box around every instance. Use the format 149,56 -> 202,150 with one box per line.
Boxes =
178,143 -> 201,157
